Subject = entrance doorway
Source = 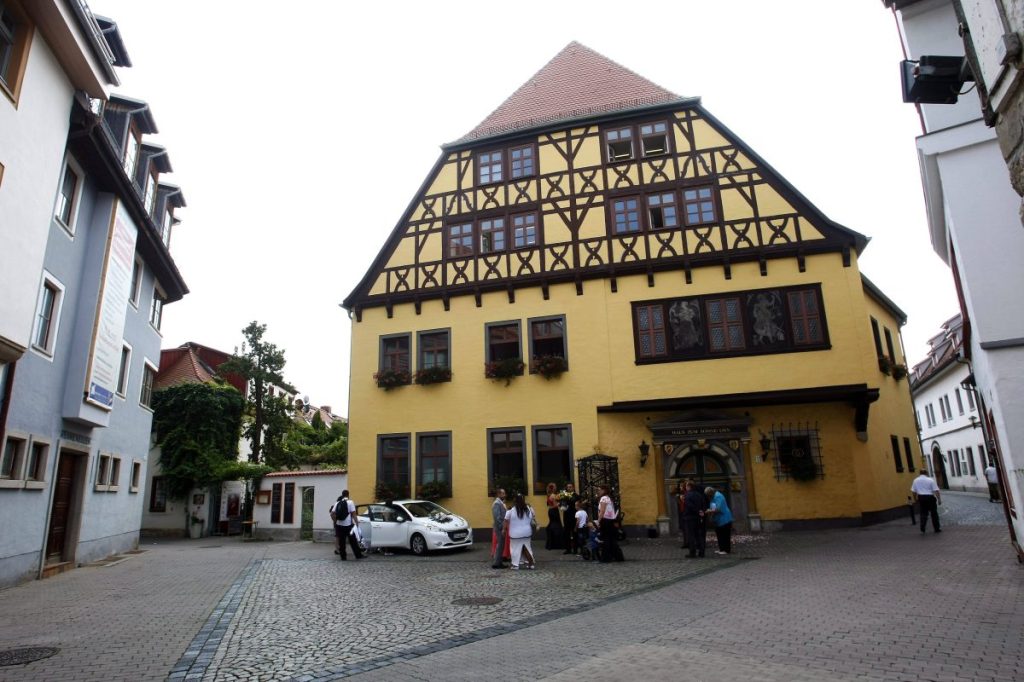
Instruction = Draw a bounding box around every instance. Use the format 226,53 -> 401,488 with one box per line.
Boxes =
46,451 -> 81,564
300,488 -> 314,540
932,446 -> 949,489
666,448 -> 735,535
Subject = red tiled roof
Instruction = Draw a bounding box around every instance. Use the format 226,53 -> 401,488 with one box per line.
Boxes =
155,347 -> 216,389
456,41 -> 686,144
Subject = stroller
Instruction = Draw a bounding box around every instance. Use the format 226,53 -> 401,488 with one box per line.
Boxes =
579,524 -> 602,562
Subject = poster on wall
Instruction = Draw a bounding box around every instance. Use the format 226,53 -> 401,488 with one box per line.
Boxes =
85,200 -> 138,409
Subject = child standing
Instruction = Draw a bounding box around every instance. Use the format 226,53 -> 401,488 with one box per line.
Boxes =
573,500 -> 589,557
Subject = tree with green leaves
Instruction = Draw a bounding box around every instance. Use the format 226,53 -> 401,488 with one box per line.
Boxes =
277,416 -> 348,470
152,381 -> 272,529
218,321 -> 293,465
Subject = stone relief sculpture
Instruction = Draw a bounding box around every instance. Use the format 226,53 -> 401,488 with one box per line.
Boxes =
748,291 -> 786,346
669,299 -> 703,351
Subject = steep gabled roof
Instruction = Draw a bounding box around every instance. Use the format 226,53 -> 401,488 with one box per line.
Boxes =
454,41 -> 687,144
910,314 -> 964,390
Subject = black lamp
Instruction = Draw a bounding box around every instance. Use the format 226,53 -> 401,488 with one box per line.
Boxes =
759,432 -> 772,458
638,440 -> 650,467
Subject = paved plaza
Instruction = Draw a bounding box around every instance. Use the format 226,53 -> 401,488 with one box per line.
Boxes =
0,492 -> 1020,681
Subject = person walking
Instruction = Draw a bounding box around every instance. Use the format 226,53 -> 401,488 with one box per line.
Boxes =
331,490 -> 365,560
504,493 -> 536,569
681,481 -> 706,558
911,470 -> 942,533
984,462 -> 1000,503
597,485 -> 624,562
490,488 -> 507,569
704,486 -> 733,555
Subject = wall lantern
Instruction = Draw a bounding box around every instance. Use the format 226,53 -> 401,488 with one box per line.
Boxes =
758,431 -> 772,459
638,440 -> 651,467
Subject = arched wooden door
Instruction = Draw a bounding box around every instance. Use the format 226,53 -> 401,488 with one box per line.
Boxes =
668,449 -> 732,534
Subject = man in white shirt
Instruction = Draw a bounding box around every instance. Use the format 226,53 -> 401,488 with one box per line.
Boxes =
984,463 -> 1000,503
331,490 -> 365,560
911,471 -> 942,534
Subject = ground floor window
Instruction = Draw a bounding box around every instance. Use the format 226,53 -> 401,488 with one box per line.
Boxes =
488,428 -> 526,495
378,435 -> 410,499
533,425 -> 572,493
149,476 -> 167,512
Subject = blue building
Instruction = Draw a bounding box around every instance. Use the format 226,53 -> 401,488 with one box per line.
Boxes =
0,2 -> 188,587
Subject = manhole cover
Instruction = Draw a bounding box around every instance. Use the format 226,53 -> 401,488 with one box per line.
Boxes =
0,647 -> 59,667
451,597 -> 502,606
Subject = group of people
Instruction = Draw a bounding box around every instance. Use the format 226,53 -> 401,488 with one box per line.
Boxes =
675,480 -> 733,558
491,483 -> 624,569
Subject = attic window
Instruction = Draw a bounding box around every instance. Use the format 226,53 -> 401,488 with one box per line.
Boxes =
510,145 -> 535,179
647,193 -> 677,229
683,187 -> 716,225
640,122 -> 668,156
447,223 -> 474,257
478,150 -> 503,185
605,127 -> 633,162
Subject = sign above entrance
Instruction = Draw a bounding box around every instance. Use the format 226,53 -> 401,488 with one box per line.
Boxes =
669,426 -> 735,437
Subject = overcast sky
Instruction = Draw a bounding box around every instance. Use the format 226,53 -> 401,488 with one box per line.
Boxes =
94,0 -> 960,415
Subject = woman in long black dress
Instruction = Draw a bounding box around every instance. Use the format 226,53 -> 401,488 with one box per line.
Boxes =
561,482 -> 580,554
544,482 -> 564,550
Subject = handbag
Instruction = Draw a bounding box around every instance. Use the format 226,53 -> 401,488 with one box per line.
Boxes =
529,507 -> 538,531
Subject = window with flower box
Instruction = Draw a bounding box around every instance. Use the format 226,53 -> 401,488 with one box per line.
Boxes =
528,315 -> 567,377
378,333 -> 411,388
416,329 -> 450,384
417,432 -> 451,494
632,284 -> 829,363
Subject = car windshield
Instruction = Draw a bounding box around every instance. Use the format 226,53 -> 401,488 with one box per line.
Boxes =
402,501 -> 453,519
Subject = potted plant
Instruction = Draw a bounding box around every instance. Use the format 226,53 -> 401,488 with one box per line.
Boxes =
375,480 -> 409,502
189,512 -> 203,539
414,365 -> 452,385
484,357 -> 525,386
891,363 -> 909,380
530,354 -> 568,379
418,480 -> 451,501
877,356 -> 893,375
374,368 -> 411,390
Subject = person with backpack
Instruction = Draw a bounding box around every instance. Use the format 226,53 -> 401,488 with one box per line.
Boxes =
330,490 -> 365,560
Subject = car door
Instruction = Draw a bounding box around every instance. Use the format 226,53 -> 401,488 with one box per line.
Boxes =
367,504 -> 406,547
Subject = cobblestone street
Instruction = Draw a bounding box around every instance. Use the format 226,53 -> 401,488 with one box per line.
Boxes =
0,492 -> 1020,681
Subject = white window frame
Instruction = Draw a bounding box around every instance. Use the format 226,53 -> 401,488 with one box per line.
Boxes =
116,341 -> 133,398
53,155 -> 84,237
130,459 -> 142,493
31,271 -> 66,360
0,431 -> 28,488
149,285 -> 165,332
24,437 -> 49,489
129,256 -> 143,308
140,358 -> 157,410
161,208 -> 173,249
95,452 -> 111,492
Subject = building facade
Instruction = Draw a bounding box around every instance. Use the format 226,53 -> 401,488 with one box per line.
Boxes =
911,315 -> 989,493
883,0 -> 1024,559
0,2 -> 189,587
342,43 -> 922,538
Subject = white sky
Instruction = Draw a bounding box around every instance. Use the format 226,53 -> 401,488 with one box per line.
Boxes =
94,0 -> 960,415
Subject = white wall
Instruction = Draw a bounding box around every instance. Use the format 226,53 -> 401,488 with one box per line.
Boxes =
915,363 -> 987,493
253,472 -> 347,541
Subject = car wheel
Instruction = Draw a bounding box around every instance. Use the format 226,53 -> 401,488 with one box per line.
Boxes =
410,533 -> 428,556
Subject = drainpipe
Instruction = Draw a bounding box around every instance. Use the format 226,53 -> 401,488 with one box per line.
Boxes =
742,437 -> 762,533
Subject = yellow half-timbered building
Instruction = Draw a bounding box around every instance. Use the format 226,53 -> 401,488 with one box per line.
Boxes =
342,42 -> 920,538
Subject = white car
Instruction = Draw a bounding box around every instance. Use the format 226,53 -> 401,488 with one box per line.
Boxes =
355,499 -> 473,555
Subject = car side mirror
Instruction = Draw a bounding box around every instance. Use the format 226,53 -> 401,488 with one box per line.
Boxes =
395,516 -> 406,523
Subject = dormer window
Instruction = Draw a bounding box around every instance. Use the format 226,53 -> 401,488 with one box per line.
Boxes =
605,127 -> 633,162
509,145 -> 535,179
160,209 -> 173,248
478,150 -> 503,185
143,170 -> 158,216
123,126 -> 140,179
640,122 -> 668,156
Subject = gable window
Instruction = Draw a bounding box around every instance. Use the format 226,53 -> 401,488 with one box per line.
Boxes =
417,433 -> 451,490
140,362 -> 156,408
480,217 -> 506,253
116,343 -> 132,397
611,196 -> 641,234
447,222 -> 474,257
486,321 -> 521,362
149,288 -> 164,331
529,316 -> 566,360
640,122 -> 669,156
489,428 -> 526,493
478,150 -> 503,185
605,127 -> 633,161
682,187 -> 717,225
533,425 -> 572,493
123,126 -> 140,179
788,289 -> 824,345
418,330 -> 449,371
646,192 -> 678,229
380,334 -> 411,373
378,435 -> 410,497
129,257 -> 142,306
0,1 -> 31,102
512,212 -> 537,248
149,476 -> 167,512
706,297 -> 745,352
635,304 -> 667,359
55,160 -> 82,232
509,145 -> 535,179
33,276 -> 64,355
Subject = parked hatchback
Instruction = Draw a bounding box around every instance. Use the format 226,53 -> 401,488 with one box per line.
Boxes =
355,499 -> 473,555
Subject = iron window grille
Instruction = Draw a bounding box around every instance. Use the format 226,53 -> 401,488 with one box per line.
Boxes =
769,422 -> 824,481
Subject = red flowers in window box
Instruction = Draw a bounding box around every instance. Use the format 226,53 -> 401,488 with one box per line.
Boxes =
374,369 -> 411,390
414,366 -> 452,385
530,354 -> 568,380
484,357 -> 525,385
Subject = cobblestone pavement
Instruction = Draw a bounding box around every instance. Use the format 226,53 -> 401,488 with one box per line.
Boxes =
0,492 -> 1019,681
